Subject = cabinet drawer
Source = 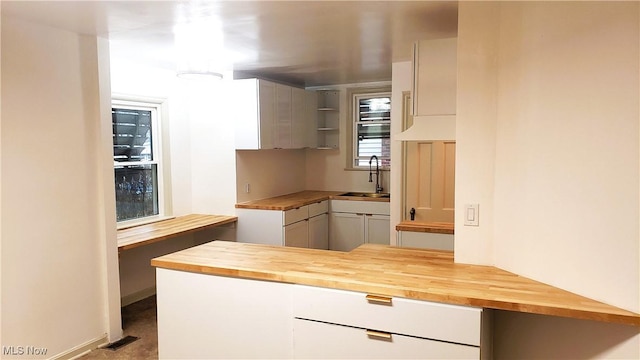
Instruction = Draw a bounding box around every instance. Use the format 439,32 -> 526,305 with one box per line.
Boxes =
308,200 -> 329,217
283,205 -> 308,225
293,318 -> 479,359
330,200 -> 390,215
293,285 -> 482,346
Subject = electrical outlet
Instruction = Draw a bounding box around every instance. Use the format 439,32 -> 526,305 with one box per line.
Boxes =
464,204 -> 479,226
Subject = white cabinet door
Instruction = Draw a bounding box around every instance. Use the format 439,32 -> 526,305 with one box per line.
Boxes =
305,90 -> 318,148
330,212 -> 365,251
274,83 -> 292,149
235,79 -> 276,150
365,214 -> 390,245
236,208 -> 284,245
284,219 -> 309,248
293,318 -> 479,359
291,87 -> 308,148
309,213 -> 328,250
258,80 -> 276,149
413,38 -> 457,116
156,268 -> 293,359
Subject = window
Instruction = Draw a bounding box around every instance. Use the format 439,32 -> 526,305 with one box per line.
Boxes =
353,92 -> 391,168
112,99 -> 164,224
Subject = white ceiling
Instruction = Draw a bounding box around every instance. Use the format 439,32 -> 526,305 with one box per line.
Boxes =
2,1 -> 458,87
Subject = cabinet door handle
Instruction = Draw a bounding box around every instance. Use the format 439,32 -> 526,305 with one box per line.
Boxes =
356,213 -> 364,216
365,213 -> 372,217
366,329 -> 392,341
366,294 -> 392,304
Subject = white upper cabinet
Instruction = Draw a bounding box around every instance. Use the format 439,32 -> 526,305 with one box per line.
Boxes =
291,87 -> 309,149
234,78 -> 275,150
234,78 -> 311,150
412,38 -> 457,116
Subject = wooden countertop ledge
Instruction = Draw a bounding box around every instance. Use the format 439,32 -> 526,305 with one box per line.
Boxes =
152,241 -> 640,327
396,221 -> 454,234
235,190 -> 389,211
118,214 -> 237,252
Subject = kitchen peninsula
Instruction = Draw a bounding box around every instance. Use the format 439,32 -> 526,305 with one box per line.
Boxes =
152,241 -> 639,359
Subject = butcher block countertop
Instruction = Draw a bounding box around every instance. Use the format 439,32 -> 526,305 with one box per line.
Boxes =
151,241 -> 640,326
235,190 -> 389,211
118,214 -> 237,252
396,221 -> 454,235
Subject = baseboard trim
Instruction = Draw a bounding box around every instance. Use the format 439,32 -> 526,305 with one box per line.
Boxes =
121,286 -> 156,307
53,334 -> 108,360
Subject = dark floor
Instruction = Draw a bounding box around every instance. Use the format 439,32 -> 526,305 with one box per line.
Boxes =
79,296 -> 158,359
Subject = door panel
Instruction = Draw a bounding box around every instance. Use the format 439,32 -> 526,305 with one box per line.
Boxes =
405,141 -> 455,223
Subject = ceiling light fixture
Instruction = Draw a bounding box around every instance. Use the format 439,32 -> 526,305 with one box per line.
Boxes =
176,69 -> 224,80
174,20 -> 226,80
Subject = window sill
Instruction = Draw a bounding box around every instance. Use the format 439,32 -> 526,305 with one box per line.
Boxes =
117,215 -> 175,231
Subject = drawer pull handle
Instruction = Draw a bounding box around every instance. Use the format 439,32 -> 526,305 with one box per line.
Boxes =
366,329 -> 392,341
366,294 -> 392,304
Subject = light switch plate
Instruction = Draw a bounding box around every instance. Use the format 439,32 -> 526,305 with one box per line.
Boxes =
464,204 -> 479,226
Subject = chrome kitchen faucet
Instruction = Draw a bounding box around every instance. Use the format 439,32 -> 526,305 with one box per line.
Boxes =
369,155 -> 383,194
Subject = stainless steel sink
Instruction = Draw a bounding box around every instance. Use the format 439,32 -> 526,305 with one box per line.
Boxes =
339,192 -> 390,198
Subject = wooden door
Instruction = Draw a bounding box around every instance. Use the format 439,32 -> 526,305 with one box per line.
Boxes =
404,140 -> 455,223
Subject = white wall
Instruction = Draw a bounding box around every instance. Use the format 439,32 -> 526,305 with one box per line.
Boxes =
186,78 -> 238,215
456,2 -> 639,358
236,149 -> 307,203
1,17 -> 120,358
454,2 -> 499,265
390,61 -> 412,245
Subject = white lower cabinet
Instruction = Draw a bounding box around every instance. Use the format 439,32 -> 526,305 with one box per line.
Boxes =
308,212 -> 328,249
398,231 -> 455,251
156,268 -> 491,359
292,285 -> 491,360
284,219 -> 309,248
156,268 -> 293,359
330,212 -> 365,251
293,319 -> 479,359
237,200 -> 329,248
366,214 -> 391,245
330,200 -> 390,251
